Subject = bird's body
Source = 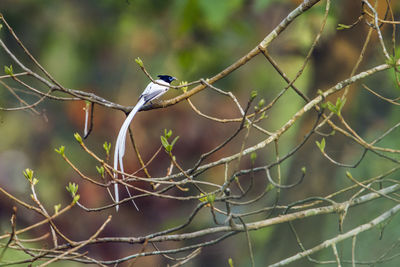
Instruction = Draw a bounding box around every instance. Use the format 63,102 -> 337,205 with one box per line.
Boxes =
113,75 -> 176,211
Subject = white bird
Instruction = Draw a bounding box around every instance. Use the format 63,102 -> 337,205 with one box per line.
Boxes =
113,75 -> 176,211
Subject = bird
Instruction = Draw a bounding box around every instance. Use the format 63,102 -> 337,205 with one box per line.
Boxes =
113,75 -> 177,211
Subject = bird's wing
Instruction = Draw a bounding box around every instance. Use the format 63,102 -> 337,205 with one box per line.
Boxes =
143,89 -> 167,103
142,80 -> 168,95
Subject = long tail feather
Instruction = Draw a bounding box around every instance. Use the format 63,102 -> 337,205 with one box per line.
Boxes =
113,98 -> 145,211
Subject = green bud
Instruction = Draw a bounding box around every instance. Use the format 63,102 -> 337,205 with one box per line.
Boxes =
336,23 -> 352,30
258,98 -> 265,108
171,136 -> 179,148
96,166 -> 105,178
228,258 -> 234,267
250,152 -> 257,164
301,166 -> 306,174
315,138 -> 326,152
55,145 -> 65,156
74,133 -> 83,143
164,129 -> 172,139
73,194 -> 80,204
207,194 -> 215,204
250,90 -> 258,99
265,183 -> 274,192
66,182 -> 79,196
4,65 -> 13,75
23,168 -> 34,181
54,204 -> 61,214
199,193 -> 207,202
160,136 -> 170,151
135,57 -> 143,67
103,141 -> 111,156
180,81 -> 188,93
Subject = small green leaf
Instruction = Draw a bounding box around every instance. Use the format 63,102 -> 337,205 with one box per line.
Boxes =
317,89 -> 324,96
265,183 -> 274,192
161,136 -> 169,149
326,101 -> 337,114
228,258 -> 234,267
4,65 -> 13,75
337,23 -> 352,30
180,81 -> 188,93
135,57 -> 143,67
161,129 -> 178,152
66,182 -> 78,197
258,98 -> 265,108
335,98 -> 346,116
164,129 -> 172,139
74,132 -> 83,143
32,178 -> 39,185
250,152 -> 257,164
199,193 -> 207,202
316,138 -> 326,152
96,166 -> 105,178
170,136 -> 179,148
0,24 -> 3,31
250,90 -> 258,99
103,141 -> 111,156
301,166 -> 306,174
325,98 -> 346,116
207,194 -> 215,204
55,145 -> 65,156
346,171 -> 353,179
73,194 -> 80,204
54,204 -> 61,214
23,168 -> 34,181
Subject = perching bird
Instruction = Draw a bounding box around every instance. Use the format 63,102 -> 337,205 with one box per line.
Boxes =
113,75 -> 176,211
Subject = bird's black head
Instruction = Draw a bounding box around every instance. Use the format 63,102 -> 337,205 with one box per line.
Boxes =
157,75 -> 177,84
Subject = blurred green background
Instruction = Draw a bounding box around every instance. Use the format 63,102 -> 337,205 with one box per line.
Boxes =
1,0 -> 400,266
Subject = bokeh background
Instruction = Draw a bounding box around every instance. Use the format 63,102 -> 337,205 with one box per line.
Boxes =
1,0 -> 400,266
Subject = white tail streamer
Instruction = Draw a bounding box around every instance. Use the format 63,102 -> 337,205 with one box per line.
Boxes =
112,77 -> 175,211
113,97 -> 145,211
